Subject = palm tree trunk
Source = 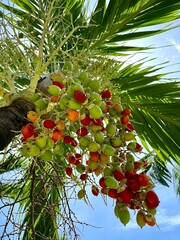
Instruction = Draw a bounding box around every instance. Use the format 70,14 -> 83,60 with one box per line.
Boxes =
0,98 -> 35,150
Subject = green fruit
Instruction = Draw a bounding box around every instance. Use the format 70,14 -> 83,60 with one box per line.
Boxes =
21,145 -> 29,157
59,94 -> 71,110
136,210 -> 146,228
125,162 -> 134,171
48,85 -> 61,96
67,99 -> 81,110
41,150 -> 53,161
94,131 -> 104,144
79,136 -> 90,147
118,208 -> 130,226
35,136 -> 47,149
63,61 -> 73,71
106,124 -> 116,137
126,153 -> 135,163
46,138 -> 54,148
90,125 -> 102,132
123,132 -> 135,141
35,98 -> 48,110
28,145 -> 40,157
104,176 -> 119,189
109,107 -> 116,116
114,204 -> 121,218
100,101 -> 107,111
89,161 -> 99,171
111,96 -> 121,104
77,189 -> 86,199
89,104 -> 103,119
89,92 -> 101,105
111,138 -> 122,147
104,167 -> 113,176
102,144 -> 116,156
88,142 -> 101,152
79,72 -> 88,81
76,164 -> 85,173
127,142 -> 136,151
57,143 -> 65,155
89,80 -> 100,92
83,77 -> 91,87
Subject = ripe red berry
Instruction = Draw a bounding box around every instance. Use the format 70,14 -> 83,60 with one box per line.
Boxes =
76,127 -> 88,136
125,123 -> 135,132
53,81 -> 64,89
71,139 -> 78,147
101,89 -> 112,99
121,108 -> 131,116
68,156 -> 76,164
74,90 -> 87,103
138,173 -> 150,187
99,177 -> 107,188
81,115 -> 91,126
66,167 -> 73,176
80,173 -> 88,181
21,123 -> 35,138
43,119 -> 55,129
119,188 -> 134,204
146,191 -> 159,207
92,186 -> 99,196
91,118 -> 103,126
127,179 -> 140,192
135,143 -> 143,152
120,115 -> 129,125
108,189 -> 119,199
63,136 -> 74,144
113,170 -> 125,181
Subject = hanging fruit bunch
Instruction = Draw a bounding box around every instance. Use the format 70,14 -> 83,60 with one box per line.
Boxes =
20,61 -> 160,228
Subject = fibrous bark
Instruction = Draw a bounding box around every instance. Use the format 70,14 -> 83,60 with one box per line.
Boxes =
0,98 -> 35,150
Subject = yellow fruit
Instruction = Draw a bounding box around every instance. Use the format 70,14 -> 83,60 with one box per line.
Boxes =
136,210 -> 146,228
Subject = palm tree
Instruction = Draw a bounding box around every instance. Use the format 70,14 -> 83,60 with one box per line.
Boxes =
0,0 -> 179,239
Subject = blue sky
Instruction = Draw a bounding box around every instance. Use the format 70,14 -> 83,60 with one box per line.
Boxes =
0,0 -> 180,239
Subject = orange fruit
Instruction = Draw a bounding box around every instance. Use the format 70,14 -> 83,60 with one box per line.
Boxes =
56,120 -> 66,130
27,111 -> 39,122
50,95 -> 59,102
66,110 -> 79,122
52,129 -> 63,142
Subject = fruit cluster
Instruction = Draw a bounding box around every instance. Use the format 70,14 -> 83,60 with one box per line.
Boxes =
20,61 -> 159,227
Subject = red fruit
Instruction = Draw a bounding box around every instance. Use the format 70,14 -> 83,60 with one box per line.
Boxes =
90,152 -> 100,161
121,108 -> 131,116
119,188 -> 134,204
125,170 -> 136,179
127,179 -> 140,192
91,118 -> 103,126
75,153 -> 82,161
135,143 -> 143,152
21,123 -> 35,138
81,115 -> 91,126
92,186 -> 99,196
63,136 -> 74,144
101,89 -> 112,99
108,189 -> 119,199
134,161 -> 141,171
113,170 -> 125,181
66,167 -> 73,176
138,173 -> 150,187
120,115 -> 129,125
53,81 -> 64,89
80,173 -> 88,181
99,177 -> 107,188
74,91 -> 87,103
106,101 -> 112,106
76,127 -> 88,136
125,123 -> 135,132
145,200 -> 157,209
33,132 -> 38,138
71,139 -> 78,147
68,156 -> 76,164
146,191 -> 159,207
43,119 -> 55,129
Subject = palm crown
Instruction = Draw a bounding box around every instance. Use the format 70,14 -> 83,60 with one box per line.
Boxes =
0,0 -> 180,239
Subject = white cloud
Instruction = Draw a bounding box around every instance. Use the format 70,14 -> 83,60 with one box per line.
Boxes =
167,37 -> 180,53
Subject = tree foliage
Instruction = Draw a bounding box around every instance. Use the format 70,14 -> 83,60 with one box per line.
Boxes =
0,0 -> 180,239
